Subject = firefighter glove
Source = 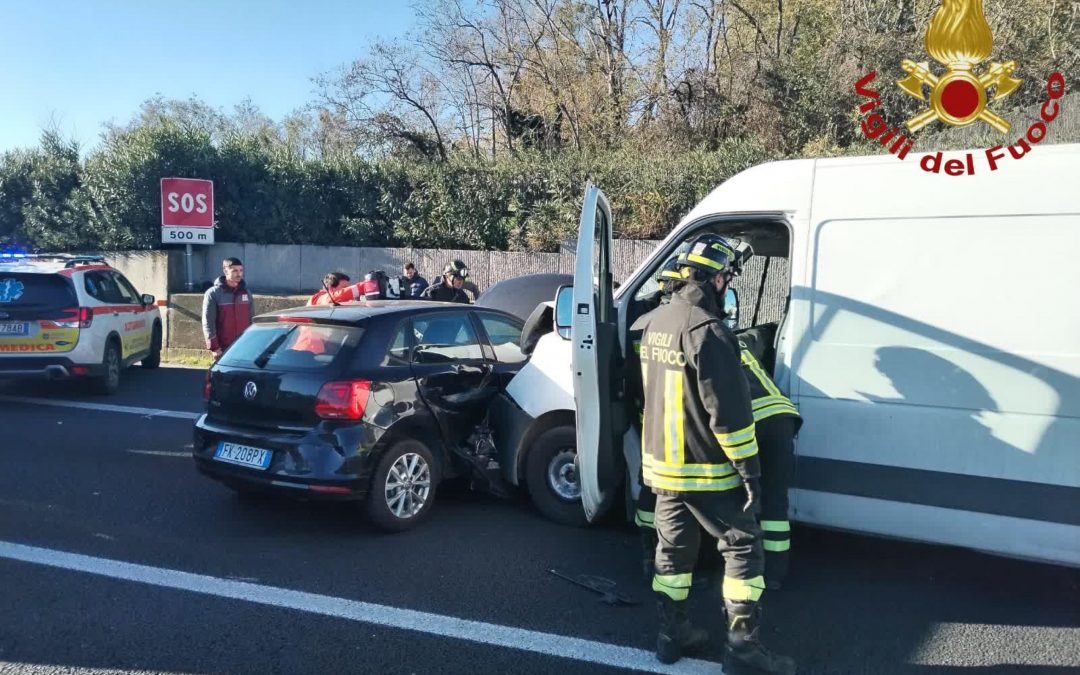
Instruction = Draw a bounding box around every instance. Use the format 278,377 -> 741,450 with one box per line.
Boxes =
742,477 -> 762,514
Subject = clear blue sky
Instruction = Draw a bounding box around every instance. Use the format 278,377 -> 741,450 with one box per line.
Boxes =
0,0 -> 416,153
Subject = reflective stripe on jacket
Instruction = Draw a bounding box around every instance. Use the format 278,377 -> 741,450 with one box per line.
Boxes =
738,342 -> 801,428
631,282 -> 760,495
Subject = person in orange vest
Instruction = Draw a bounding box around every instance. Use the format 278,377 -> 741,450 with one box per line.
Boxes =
308,272 -> 360,306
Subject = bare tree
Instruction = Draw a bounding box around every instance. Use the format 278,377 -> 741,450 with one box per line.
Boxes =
315,37 -> 452,160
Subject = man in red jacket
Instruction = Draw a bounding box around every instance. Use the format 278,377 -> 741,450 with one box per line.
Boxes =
202,257 -> 255,359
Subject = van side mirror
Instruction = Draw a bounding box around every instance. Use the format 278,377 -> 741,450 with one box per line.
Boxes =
723,287 -> 739,330
141,294 -> 156,307
555,285 -> 573,340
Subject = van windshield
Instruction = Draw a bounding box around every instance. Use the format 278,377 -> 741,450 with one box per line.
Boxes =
218,322 -> 364,371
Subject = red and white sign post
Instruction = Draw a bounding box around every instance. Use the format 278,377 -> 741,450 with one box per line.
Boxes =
161,177 -> 215,245
161,177 -> 215,291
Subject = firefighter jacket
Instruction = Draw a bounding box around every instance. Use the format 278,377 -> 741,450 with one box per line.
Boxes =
631,281 -> 760,495
421,277 -> 472,304
202,277 -> 255,351
738,338 -> 802,433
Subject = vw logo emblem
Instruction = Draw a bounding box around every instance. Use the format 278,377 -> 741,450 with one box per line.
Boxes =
243,381 -> 258,401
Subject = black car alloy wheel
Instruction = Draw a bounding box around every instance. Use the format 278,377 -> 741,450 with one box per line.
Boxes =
366,439 -> 439,532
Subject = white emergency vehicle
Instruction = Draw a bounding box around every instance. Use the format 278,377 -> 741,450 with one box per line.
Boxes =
489,141 -> 1080,569
0,254 -> 163,394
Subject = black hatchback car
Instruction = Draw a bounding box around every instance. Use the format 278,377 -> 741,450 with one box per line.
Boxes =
193,300 -> 529,532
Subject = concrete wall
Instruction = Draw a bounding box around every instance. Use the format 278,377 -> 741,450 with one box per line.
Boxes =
94,241 -> 790,352
167,292 -> 310,351
170,241 -> 661,296
99,251 -> 172,340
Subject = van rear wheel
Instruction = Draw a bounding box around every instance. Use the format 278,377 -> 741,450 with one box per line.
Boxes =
525,426 -> 587,527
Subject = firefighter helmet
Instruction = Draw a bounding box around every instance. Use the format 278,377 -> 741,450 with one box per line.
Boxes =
443,259 -> 469,280
677,234 -> 755,279
654,241 -> 692,290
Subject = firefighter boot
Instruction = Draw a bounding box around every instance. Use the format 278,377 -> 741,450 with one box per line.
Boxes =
640,528 -> 657,582
655,592 -> 709,664
723,600 -> 796,675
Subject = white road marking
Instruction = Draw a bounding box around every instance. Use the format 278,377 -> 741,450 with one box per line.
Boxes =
0,665 -> 198,675
0,395 -> 200,420
0,541 -> 722,674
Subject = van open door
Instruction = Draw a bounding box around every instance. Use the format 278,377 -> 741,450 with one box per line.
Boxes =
571,183 -> 622,522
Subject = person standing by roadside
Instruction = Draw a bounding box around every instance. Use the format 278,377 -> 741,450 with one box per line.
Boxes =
202,257 -> 255,360
401,262 -> 428,299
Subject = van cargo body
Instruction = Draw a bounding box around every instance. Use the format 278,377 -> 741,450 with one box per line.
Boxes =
505,142 -> 1080,568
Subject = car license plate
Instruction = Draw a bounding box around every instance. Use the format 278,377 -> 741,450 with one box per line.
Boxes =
0,322 -> 30,336
213,441 -> 272,470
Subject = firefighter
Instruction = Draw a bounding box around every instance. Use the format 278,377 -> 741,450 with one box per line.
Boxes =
631,233 -> 795,674
421,259 -> 473,304
737,335 -> 801,590
626,250 -> 687,579
635,258 -> 802,591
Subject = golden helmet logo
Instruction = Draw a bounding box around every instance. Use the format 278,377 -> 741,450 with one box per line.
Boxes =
896,0 -> 1022,133
853,0 -> 1066,174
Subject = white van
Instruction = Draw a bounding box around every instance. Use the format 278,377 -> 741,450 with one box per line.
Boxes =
489,141 -> 1080,569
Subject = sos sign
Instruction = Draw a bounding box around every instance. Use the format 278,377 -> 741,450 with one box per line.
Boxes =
161,177 -> 214,244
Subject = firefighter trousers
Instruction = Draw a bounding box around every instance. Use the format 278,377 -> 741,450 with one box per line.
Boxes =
637,414 -> 797,588
651,488 -> 765,604
756,415 -> 796,584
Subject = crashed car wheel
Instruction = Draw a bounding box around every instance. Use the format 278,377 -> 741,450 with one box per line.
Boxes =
366,440 -> 439,533
525,426 -> 587,527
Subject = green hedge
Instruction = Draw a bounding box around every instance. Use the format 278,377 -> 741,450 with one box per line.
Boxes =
0,125 -> 775,253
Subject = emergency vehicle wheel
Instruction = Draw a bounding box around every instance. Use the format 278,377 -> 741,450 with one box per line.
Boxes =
525,426 -> 587,527
141,324 -> 162,369
366,440 -> 439,533
90,341 -> 121,395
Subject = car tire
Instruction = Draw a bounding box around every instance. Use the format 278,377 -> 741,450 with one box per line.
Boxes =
525,426 -> 588,527
366,440 -> 439,533
90,340 -> 121,396
141,324 -> 162,369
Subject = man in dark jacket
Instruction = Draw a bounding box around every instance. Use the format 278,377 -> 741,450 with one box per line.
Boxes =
421,259 -> 472,304
401,262 -> 428,299
202,257 -> 255,359
631,234 -> 795,674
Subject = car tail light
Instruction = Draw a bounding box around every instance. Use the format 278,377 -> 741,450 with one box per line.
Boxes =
56,307 -> 93,329
315,380 -> 371,420
278,316 -> 314,323
204,371 -> 212,401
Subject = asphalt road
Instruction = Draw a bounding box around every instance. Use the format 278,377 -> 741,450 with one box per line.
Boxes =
0,367 -> 1077,675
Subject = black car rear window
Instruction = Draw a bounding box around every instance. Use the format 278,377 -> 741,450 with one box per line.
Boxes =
0,273 -> 77,310
219,322 -> 364,371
